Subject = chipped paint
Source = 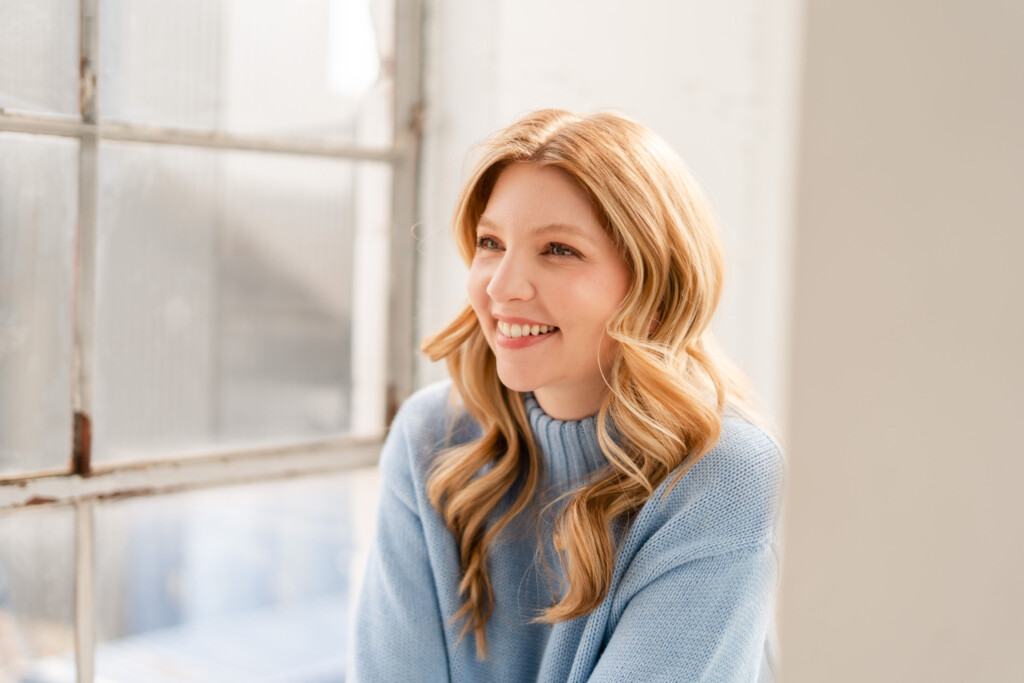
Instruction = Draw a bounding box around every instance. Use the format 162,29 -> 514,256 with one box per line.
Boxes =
24,496 -> 58,506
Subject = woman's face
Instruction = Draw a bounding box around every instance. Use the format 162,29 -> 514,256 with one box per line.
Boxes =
467,163 -> 631,420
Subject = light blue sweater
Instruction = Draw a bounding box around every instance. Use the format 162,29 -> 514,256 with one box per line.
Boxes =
354,381 -> 784,682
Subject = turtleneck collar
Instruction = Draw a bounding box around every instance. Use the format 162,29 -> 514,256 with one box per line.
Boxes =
523,393 -> 608,489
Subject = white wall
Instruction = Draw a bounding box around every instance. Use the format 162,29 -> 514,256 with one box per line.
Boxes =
416,0 -> 1024,679
416,0 -> 803,427
780,1 -> 1024,680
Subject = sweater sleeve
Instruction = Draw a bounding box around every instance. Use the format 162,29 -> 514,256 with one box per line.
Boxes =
352,407 -> 452,682
587,541 -> 779,683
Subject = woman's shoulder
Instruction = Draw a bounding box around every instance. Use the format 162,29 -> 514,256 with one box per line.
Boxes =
630,416 -> 785,561
383,379 -> 481,471
708,415 -> 785,491
391,379 -> 459,427
686,415 -> 783,525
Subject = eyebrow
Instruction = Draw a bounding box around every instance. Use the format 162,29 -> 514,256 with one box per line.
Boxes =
476,216 -> 595,242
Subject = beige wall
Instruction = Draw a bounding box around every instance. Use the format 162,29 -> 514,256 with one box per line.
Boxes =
780,1 -> 1024,681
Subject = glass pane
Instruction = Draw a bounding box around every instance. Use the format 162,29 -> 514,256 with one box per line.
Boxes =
0,507 -> 76,681
94,470 -> 379,682
0,133 -> 77,476
94,141 -> 386,463
0,0 -> 80,117
99,0 -> 395,146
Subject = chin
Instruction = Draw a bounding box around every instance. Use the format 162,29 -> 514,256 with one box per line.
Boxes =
494,367 -> 540,394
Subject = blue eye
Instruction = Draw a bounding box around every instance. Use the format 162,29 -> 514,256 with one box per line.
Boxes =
476,236 -> 501,250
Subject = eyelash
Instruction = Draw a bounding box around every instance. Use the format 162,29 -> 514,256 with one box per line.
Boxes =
544,243 -> 578,257
474,236 -> 580,258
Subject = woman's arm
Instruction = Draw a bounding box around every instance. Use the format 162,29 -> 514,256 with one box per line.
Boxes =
352,409 -> 451,682
588,541 -> 779,682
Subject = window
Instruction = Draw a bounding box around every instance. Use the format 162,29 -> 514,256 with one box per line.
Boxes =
0,0 -> 423,680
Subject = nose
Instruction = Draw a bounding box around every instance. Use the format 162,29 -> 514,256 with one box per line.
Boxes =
485,249 -> 535,303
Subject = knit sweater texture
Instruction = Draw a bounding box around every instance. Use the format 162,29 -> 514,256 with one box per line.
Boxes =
353,380 -> 784,682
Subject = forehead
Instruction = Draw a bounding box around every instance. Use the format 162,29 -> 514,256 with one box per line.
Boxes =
478,163 -> 602,237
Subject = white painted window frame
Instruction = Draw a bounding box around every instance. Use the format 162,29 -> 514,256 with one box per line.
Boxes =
0,0 -> 424,680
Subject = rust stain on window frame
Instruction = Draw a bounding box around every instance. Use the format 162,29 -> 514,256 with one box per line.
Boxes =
73,410 -> 92,475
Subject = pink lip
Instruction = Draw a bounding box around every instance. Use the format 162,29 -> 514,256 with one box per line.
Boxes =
493,315 -> 555,327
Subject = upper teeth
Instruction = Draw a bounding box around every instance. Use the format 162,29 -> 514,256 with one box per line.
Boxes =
497,321 -> 556,338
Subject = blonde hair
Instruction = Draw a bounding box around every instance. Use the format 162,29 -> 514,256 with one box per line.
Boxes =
421,109 -> 756,658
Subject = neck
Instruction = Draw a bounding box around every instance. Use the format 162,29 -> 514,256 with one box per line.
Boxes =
533,384 -> 606,421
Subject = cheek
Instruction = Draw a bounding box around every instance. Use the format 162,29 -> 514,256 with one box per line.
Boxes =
562,275 -> 629,334
466,264 -> 491,319
560,273 -> 629,365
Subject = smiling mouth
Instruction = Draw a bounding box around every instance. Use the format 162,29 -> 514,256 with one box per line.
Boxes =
496,321 -> 559,338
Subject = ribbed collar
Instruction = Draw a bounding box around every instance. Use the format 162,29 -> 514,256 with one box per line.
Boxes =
523,393 -> 608,489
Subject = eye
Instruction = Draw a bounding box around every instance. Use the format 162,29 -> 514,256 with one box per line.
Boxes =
546,242 -> 579,257
475,236 -> 501,250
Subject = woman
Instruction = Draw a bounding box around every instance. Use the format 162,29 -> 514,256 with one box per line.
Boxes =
354,110 -> 784,681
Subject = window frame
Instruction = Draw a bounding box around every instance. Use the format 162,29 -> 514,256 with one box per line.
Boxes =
0,0 -> 424,678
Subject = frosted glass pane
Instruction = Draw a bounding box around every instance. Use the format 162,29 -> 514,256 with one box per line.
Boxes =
0,134 -> 77,476
100,0 -> 395,146
0,0 -> 80,116
94,141 -> 374,463
94,471 -> 378,682
0,507 -> 76,681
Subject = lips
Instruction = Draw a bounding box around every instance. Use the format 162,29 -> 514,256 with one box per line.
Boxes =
492,317 -> 560,350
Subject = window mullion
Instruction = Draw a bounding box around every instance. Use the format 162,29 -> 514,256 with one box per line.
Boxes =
73,133 -> 98,475
74,500 -> 96,683
386,0 -> 425,422
73,0 -> 99,472
73,0 -> 100,679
